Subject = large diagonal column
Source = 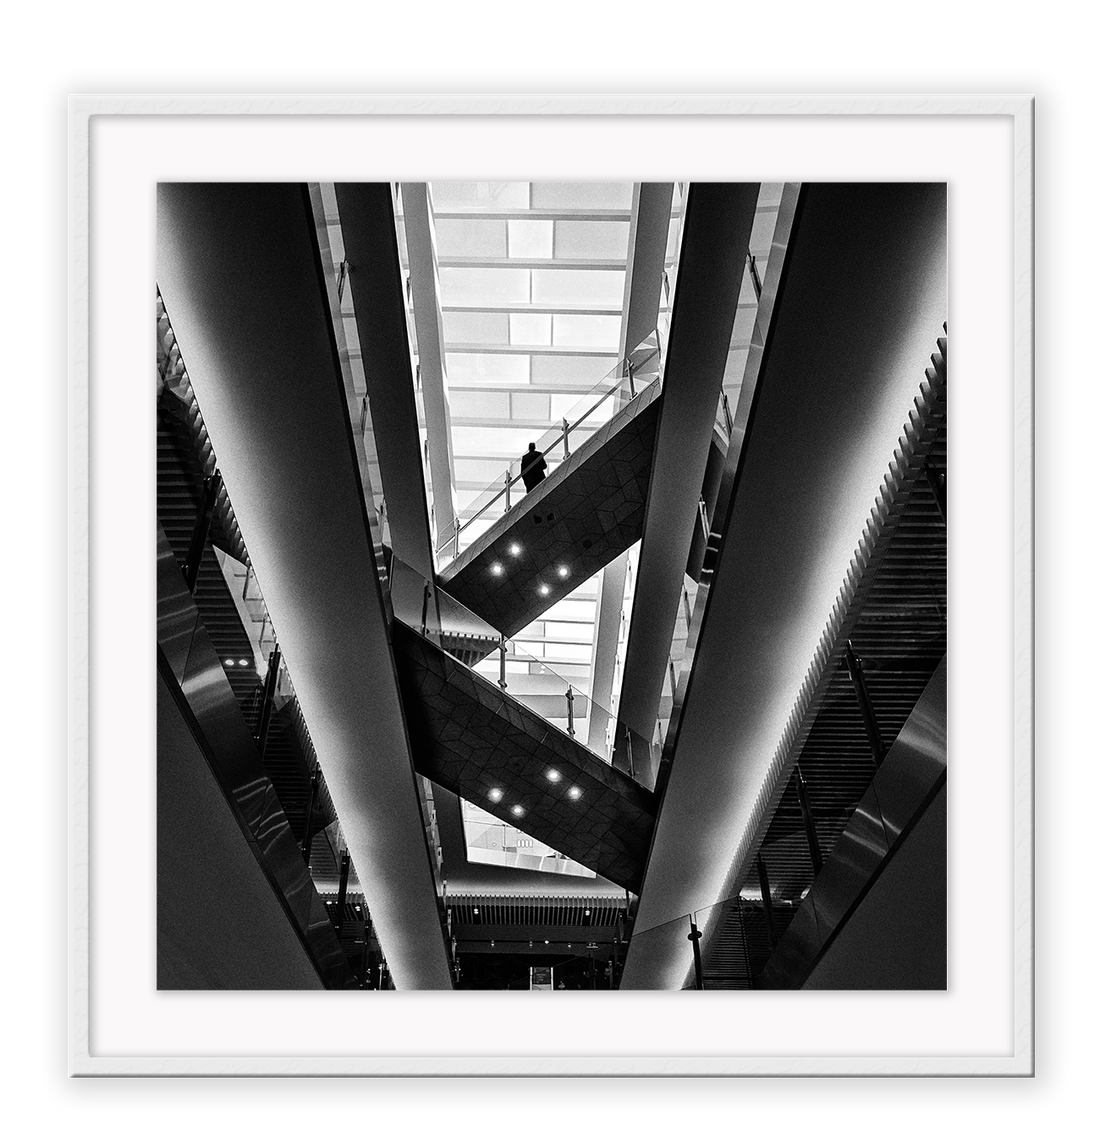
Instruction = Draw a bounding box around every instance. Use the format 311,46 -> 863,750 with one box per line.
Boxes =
401,182 -> 458,551
158,183 -> 453,989
621,183 -> 947,989
588,184 -> 674,754
613,184 -> 761,788
334,184 -> 436,580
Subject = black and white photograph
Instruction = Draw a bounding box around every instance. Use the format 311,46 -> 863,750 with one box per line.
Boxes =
62,87 -> 1040,1086
155,179 -> 947,993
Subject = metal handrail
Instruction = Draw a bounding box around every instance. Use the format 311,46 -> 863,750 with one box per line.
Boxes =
442,341 -> 662,556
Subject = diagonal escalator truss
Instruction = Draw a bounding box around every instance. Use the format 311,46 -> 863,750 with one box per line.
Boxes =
392,621 -> 658,893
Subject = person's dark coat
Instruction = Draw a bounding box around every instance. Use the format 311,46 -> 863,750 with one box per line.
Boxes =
520,447 -> 548,491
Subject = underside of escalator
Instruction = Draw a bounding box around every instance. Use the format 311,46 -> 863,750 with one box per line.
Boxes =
391,621 -> 658,893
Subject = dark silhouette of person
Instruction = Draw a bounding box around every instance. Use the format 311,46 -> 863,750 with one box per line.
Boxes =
519,442 -> 548,492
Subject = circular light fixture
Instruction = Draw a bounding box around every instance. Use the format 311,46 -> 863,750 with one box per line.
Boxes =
557,565 -> 569,579
584,909 -> 591,917
238,658 -> 249,667
473,907 -> 479,915
490,562 -> 504,576
544,939 -> 550,945
509,542 -> 522,557
224,658 -> 234,666
488,788 -> 503,802
511,805 -> 525,818
546,768 -> 561,783
538,584 -> 550,596
567,786 -> 582,800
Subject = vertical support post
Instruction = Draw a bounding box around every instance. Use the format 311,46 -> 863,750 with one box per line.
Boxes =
504,466 -> 512,511
925,460 -> 947,525
737,896 -> 754,989
845,641 -> 886,765
625,730 -> 635,779
420,582 -> 431,637
748,253 -> 762,299
256,643 -> 282,760
626,355 -> 636,397
498,635 -> 507,690
722,391 -> 733,436
301,766 -> 320,864
359,922 -> 371,989
757,854 -> 777,951
335,849 -> 350,935
795,767 -> 824,876
562,417 -> 570,459
688,920 -> 704,990
698,497 -> 708,537
182,470 -> 223,593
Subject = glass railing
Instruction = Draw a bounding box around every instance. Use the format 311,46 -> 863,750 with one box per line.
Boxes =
390,554 -> 661,780
436,332 -> 663,564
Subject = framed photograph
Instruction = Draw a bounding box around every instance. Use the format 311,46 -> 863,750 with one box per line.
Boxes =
68,93 -> 1032,1073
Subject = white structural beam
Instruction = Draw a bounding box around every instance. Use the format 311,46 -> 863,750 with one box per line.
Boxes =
612,184 -> 760,789
621,183 -> 947,989
401,183 -> 457,551
588,184 -> 674,754
158,183 -> 454,989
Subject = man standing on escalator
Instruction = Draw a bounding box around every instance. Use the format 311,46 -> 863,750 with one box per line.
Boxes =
519,442 -> 548,493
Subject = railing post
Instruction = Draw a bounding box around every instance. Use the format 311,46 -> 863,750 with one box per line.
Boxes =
256,643 -> 282,760
182,469 -> 223,593
626,355 -> 636,398
747,253 -> 762,300
722,391 -> 733,436
688,920 -> 705,990
625,730 -> 635,779
565,685 -> 575,736
335,849 -> 351,935
420,582 -> 431,637
562,417 -> 570,459
757,854 -> 777,951
794,766 -> 824,876
737,896 -> 754,989
925,460 -> 947,525
845,641 -> 886,765
301,766 -> 320,865
337,259 -> 351,302
504,467 -> 512,511
498,634 -> 508,690
698,497 -> 708,537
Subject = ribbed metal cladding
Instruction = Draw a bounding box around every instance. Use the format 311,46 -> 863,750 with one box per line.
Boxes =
157,297 -> 353,859
448,895 -> 626,930
700,332 -> 947,988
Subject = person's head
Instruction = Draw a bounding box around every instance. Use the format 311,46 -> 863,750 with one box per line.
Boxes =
527,442 -> 536,452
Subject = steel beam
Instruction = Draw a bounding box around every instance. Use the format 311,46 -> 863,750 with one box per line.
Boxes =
158,183 -> 453,989
402,183 -> 458,551
614,184 -> 761,788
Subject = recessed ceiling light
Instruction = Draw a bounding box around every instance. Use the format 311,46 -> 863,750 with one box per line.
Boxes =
567,786 -> 582,800
488,788 -> 503,802
238,658 -> 249,666
544,939 -> 549,945
538,584 -> 550,596
509,543 -> 522,556
557,566 -> 569,578
490,562 -> 504,576
546,768 -> 561,783
473,907 -> 479,915
224,658 -> 234,666
511,805 -> 525,818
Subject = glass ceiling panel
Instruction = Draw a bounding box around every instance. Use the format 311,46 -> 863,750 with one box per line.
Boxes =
554,220 -> 630,260
442,310 -> 512,345
530,268 -> 625,307
446,352 -> 531,385
530,182 -> 633,210
431,181 -> 531,210
510,312 -> 553,346
439,267 -> 530,306
507,219 -> 554,259
552,313 -> 621,349
433,217 -> 508,258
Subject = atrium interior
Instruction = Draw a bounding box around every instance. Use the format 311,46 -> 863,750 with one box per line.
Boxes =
156,180 -> 947,990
